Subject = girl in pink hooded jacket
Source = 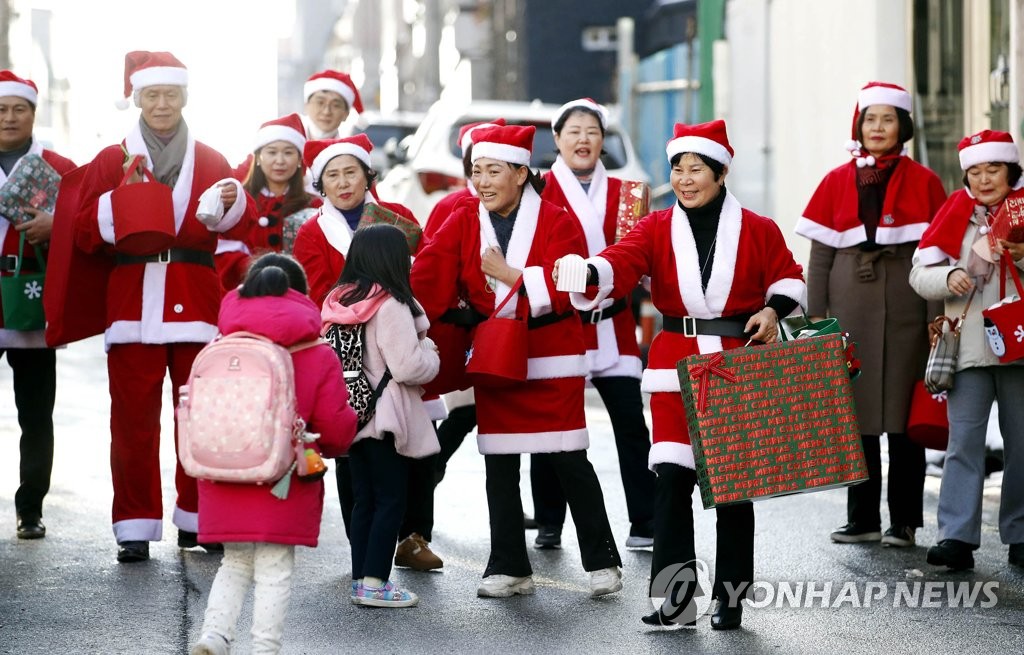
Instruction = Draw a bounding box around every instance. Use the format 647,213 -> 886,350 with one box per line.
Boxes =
191,254 -> 357,655
322,224 -> 440,609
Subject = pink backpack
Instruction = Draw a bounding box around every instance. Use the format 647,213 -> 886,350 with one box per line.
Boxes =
177,331 -> 320,484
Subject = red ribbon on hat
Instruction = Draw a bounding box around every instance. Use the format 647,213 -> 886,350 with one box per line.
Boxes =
689,352 -> 737,415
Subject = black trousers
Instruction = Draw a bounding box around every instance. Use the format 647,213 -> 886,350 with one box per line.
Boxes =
652,463 -> 754,607
2,348 -> 55,521
348,434 -> 409,581
532,376 -> 655,528
337,450 -> 438,542
847,432 -> 925,529
434,404 -> 476,486
484,451 -> 621,577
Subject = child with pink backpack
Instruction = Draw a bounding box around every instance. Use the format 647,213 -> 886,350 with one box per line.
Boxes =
189,254 -> 358,655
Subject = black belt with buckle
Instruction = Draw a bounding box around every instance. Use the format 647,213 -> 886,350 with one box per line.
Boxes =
528,310 -> 575,330
663,314 -> 753,338
579,298 -> 628,325
0,254 -> 19,272
114,249 -> 215,268
440,306 -> 488,327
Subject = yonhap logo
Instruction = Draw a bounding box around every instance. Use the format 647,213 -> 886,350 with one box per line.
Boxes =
648,560 -> 713,625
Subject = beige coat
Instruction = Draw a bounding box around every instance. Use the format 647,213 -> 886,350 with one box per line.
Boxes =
357,298 -> 441,459
910,208 -> 1024,372
809,241 -> 932,435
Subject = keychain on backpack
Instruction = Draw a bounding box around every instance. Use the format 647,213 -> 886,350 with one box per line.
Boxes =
270,418 -> 326,499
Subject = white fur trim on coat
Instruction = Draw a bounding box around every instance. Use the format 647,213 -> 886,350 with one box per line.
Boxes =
209,178 -> 246,233
671,192 -> 741,319
521,266 -> 552,317
913,244 -> 956,267
215,239 -> 249,255
317,204 -> 353,256
590,354 -> 643,379
477,427 -> 589,454
649,441 -> 696,471
98,191 -> 116,244
422,397 -> 449,421
794,216 -> 868,249
479,185 -> 541,318
874,222 -> 928,245
765,277 -> 807,309
173,506 -> 199,533
528,354 -> 588,380
641,367 -> 682,393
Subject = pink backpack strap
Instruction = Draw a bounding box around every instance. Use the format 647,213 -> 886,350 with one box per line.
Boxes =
288,338 -> 327,353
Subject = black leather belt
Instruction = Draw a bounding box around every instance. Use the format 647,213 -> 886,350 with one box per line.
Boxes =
440,306 -> 488,327
115,248 -> 215,268
663,314 -> 753,338
579,298 -> 627,325
0,254 -> 19,272
528,310 -> 575,330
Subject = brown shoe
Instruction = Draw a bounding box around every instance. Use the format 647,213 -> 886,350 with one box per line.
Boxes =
394,532 -> 443,571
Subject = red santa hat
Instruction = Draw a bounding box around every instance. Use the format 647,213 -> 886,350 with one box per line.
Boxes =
303,70 -> 363,114
304,134 -> 374,183
665,120 -> 734,166
552,98 -> 608,132
957,130 -> 1020,170
254,113 -> 306,153
458,118 -> 507,154
0,71 -> 38,106
116,51 -> 188,110
845,81 -> 912,165
470,124 -> 535,166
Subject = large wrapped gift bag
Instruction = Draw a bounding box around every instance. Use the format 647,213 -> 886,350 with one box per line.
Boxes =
613,180 -> 650,242
677,334 -> 868,509
356,202 -> 423,254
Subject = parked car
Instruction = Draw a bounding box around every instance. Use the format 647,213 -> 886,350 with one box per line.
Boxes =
375,99 -> 649,225
348,110 -> 425,178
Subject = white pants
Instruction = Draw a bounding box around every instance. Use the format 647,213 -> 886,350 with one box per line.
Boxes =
201,542 -> 295,655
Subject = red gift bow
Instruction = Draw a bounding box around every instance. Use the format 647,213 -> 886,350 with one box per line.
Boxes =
689,352 -> 738,414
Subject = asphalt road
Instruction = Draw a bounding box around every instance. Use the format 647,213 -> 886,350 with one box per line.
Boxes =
1,337 -> 1022,654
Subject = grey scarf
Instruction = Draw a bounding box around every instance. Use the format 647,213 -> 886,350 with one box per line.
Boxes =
139,117 -> 188,188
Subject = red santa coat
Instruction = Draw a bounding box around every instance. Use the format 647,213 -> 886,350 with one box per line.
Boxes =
0,140 -> 75,349
215,189 -> 321,290
796,157 -> 947,248
573,192 -> 805,470
424,187 -> 474,240
412,185 -> 590,454
292,196 -> 418,307
75,124 -> 256,348
542,160 -> 641,379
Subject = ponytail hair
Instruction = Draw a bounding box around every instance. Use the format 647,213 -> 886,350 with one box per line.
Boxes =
239,253 -> 308,297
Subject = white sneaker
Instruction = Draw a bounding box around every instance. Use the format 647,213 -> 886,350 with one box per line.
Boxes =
190,633 -> 229,655
477,574 -> 536,598
589,566 -> 623,597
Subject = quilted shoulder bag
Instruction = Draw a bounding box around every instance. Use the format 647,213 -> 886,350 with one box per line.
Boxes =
924,288 -> 976,394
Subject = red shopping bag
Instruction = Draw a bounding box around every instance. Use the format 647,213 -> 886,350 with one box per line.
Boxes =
422,320 -> 474,396
111,155 -> 176,256
466,278 -> 527,387
906,381 -> 949,450
981,257 -> 1024,363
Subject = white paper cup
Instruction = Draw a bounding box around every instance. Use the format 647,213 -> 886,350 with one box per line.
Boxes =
556,254 -> 588,293
196,186 -> 224,225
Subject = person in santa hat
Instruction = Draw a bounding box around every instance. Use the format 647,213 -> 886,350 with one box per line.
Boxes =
74,51 -> 257,563
0,71 -> 75,540
531,98 -> 656,551
796,82 -> 947,549
302,70 -> 363,140
411,123 -> 624,600
290,135 -> 447,570
910,129 -> 1024,572
561,120 -> 805,628
216,113 -> 321,290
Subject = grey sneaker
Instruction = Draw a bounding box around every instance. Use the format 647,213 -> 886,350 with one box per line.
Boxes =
190,633 -> 229,655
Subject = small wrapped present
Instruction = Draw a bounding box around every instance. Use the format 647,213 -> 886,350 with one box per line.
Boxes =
281,207 -> 318,254
1002,195 -> 1024,243
677,335 -> 868,509
0,154 -> 62,225
357,202 -> 423,255
614,179 -> 650,242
